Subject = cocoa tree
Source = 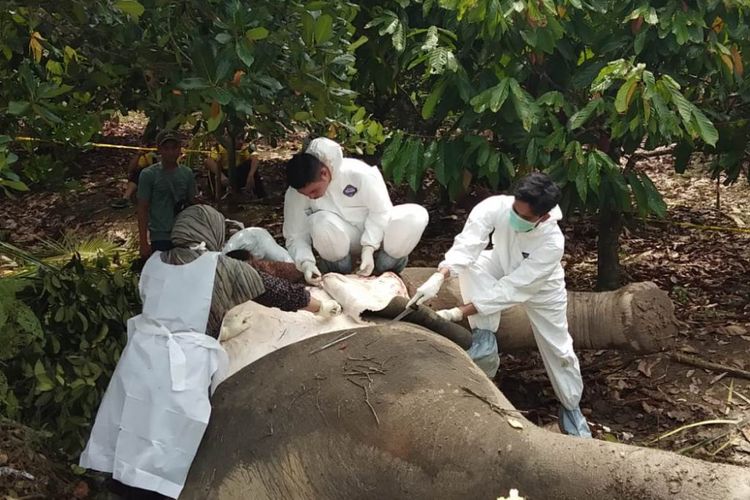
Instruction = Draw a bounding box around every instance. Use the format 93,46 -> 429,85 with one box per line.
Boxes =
353,0 -> 749,289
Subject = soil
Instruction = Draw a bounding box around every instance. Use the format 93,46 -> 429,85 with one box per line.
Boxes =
1,117 -> 749,496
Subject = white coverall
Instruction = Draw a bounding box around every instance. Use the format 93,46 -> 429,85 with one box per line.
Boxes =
439,195 -> 584,413
79,252 -> 227,498
283,138 -> 428,269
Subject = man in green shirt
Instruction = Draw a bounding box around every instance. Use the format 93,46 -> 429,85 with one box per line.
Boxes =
137,130 -> 196,258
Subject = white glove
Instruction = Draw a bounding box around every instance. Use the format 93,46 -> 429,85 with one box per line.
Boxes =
318,299 -> 342,317
406,271 -> 445,308
357,246 -> 375,276
300,261 -> 322,285
436,307 -> 463,322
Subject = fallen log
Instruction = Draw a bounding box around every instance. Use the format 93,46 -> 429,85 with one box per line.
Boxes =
400,268 -> 676,353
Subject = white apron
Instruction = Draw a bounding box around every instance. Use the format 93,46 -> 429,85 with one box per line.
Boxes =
79,251 -> 228,498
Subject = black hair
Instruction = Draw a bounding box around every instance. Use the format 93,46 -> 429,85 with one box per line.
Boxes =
513,172 -> 561,216
225,249 -> 252,261
286,152 -> 323,189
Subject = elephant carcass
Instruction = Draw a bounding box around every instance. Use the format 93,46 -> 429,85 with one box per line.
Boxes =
185,325 -> 750,500
400,268 -> 677,353
218,272 -> 470,381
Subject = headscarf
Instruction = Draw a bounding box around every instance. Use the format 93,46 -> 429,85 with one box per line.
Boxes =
160,205 -> 265,337
171,204 -> 225,251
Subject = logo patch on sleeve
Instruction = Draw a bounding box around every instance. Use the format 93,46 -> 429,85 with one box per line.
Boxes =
343,184 -> 358,197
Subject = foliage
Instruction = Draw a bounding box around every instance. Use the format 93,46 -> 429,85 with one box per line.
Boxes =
0,1 -> 377,190
355,0 -> 748,215
0,134 -> 26,194
0,250 -> 139,456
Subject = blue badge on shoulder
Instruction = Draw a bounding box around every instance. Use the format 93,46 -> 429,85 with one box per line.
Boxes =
343,184 -> 358,197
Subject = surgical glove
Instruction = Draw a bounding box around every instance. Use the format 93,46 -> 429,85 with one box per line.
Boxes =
406,271 -> 445,308
436,307 -> 463,322
300,261 -> 323,285
318,299 -> 342,317
357,245 -> 375,276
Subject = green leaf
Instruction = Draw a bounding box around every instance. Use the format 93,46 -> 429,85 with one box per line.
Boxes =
33,104 -> 63,124
640,173 -> 667,217
114,0 -> 145,19
395,139 -> 418,184
392,21 -> 406,52
206,108 -> 224,132
509,79 -> 537,131
314,14 -> 334,44
586,154 -> 601,193
8,101 -> 30,115
246,27 -> 269,41
302,12 -> 315,46
626,171 -> 648,216
567,98 -> 601,130
575,160 -> 588,202
470,80 -> 509,113
381,132 -> 404,176
177,78 -> 210,90
615,77 -> 637,114
236,40 -> 255,68
37,83 -> 73,99
634,30 -> 647,55
690,108 -> 718,147
215,33 -> 232,44
349,35 -> 368,52
16,305 -> 42,337
34,360 -> 54,392
0,179 -> 29,191
422,79 -> 447,119
500,154 -> 515,181
407,141 -> 425,192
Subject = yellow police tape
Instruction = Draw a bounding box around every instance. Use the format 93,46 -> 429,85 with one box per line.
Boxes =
647,218 -> 750,234
14,136 -> 212,155
11,137 -> 750,235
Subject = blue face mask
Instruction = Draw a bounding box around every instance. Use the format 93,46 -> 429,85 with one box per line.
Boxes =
509,208 -> 539,233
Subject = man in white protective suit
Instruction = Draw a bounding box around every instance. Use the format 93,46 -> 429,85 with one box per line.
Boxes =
283,137 -> 429,285
408,172 -> 592,438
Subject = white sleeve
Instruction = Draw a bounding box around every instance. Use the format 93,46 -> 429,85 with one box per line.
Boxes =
282,188 -> 315,266
438,197 -> 501,273
359,168 -> 393,249
472,238 -> 563,315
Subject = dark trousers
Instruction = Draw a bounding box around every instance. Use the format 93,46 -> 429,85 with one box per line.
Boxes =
151,240 -> 174,252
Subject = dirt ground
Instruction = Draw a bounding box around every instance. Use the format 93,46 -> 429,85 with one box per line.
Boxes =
1,120 -> 749,497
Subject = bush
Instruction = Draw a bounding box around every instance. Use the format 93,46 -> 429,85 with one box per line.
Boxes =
0,252 -> 140,456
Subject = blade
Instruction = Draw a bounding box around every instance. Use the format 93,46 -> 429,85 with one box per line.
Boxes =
391,306 -> 415,323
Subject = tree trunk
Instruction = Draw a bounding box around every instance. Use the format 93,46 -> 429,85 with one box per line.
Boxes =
597,206 -> 623,291
185,326 -> 750,500
399,268 -> 676,354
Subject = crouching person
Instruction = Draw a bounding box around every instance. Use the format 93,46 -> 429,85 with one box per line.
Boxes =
283,137 -> 429,285
79,205 -> 340,499
409,173 -> 592,438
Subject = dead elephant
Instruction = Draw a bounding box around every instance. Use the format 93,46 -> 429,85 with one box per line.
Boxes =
184,324 -> 750,500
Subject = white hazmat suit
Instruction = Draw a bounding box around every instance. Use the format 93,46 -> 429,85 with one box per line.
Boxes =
436,195 -> 590,437
283,138 -> 428,276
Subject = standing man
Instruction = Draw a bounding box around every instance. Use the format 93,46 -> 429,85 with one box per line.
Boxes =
283,137 -> 428,285
408,172 -> 591,437
137,130 -> 196,259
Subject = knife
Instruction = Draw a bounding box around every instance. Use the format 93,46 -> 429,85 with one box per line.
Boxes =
390,293 -> 423,323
